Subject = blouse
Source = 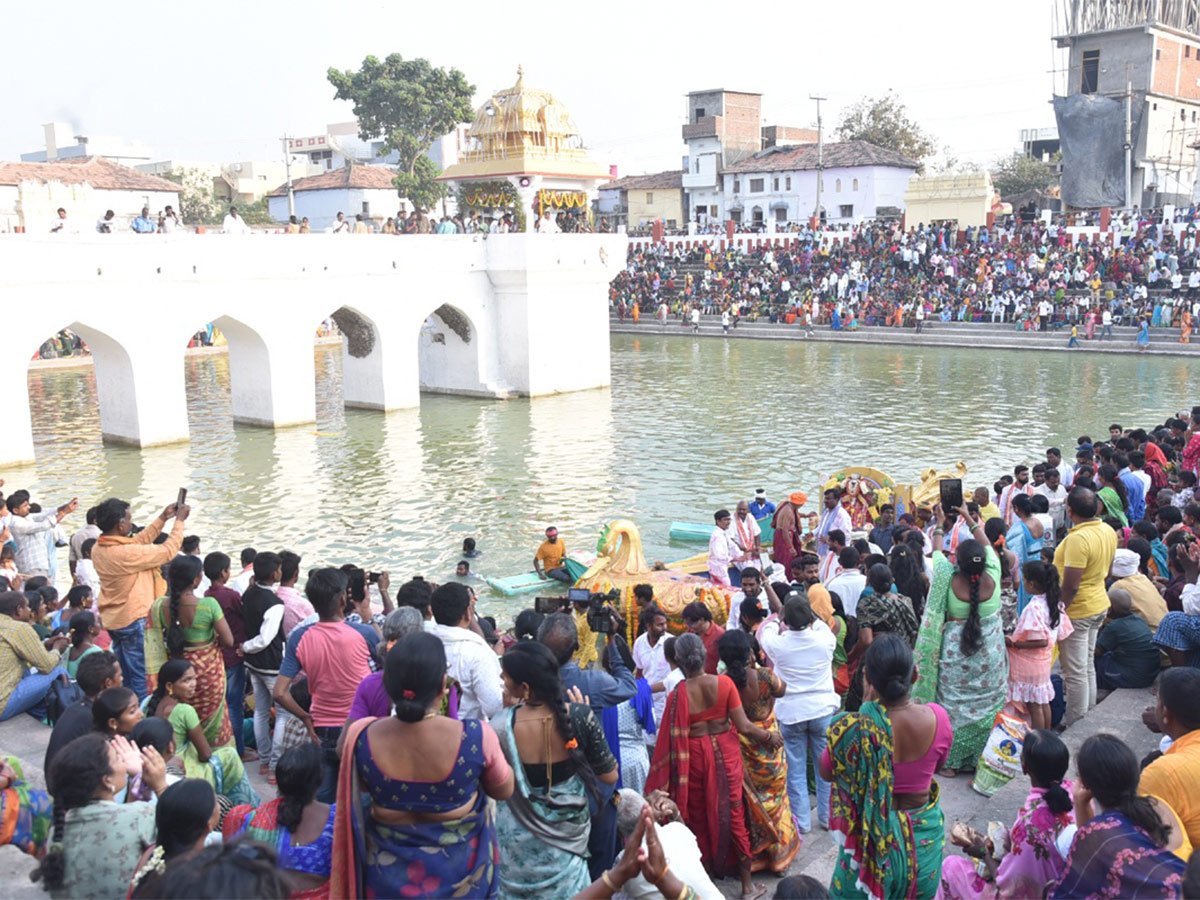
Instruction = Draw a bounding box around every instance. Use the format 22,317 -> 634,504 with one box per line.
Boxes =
172,595 -> 224,644
941,547 -> 1003,619
166,702 -> 201,749
60,800 -> 156,900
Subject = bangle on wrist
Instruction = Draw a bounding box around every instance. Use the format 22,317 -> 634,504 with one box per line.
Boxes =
649,864 -> 672,887
600,869 -> 618,892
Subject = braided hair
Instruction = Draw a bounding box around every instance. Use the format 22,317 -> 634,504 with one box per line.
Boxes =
146,659 -> 193,719
1023,729 -> 1072,816
888,543 -> 927,619
165,555 -> 203,659
35,733 -> 115,889
1022,560 -> 1062,630
717,628 -> 755,690
501,640 -> 603,802
275,744 -> 322,832
68,610 -> 95,648
956,539 -> 987,656
1078,734 -> 1170,847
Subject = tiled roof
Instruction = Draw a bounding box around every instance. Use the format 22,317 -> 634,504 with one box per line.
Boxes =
0,157 -> 182,192
267,163 -> 398,197
599,170 -> 683,192
723,140 -> 920,173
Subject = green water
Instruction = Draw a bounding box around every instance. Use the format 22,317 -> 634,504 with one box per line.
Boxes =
16,334 -> 1200,616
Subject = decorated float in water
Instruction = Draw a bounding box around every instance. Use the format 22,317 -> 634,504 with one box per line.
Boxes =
821,462 -> 969,528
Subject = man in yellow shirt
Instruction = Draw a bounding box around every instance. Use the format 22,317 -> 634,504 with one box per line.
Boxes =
973,486 -> 1001,522
534,526 -> 569,582
1140,668 -> 1200,847
1054,487 -> 1118,726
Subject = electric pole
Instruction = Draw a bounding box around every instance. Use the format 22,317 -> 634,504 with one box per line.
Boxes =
282,135 -> 295,218
1124,64 -> 1133,211
810,94 -> 827,227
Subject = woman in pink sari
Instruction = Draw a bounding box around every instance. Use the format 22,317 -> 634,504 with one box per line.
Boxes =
941,729 -> 1075,899
1084,309 -> 1096,340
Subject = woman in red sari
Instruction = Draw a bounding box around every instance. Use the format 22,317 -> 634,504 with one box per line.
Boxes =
645,632 -> 781,900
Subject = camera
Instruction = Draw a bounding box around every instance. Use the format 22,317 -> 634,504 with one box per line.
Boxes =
534,595 -> 569,614
585,588 -> 621,635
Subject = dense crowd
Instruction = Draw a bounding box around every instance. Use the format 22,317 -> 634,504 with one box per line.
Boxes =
612,218 -> 1200,341
1,408 -> 1200,898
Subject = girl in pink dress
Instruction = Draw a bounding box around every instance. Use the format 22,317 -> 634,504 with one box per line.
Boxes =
1005,561 -> 1073,730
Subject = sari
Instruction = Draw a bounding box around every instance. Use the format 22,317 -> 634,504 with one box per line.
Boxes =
827,701 -> 944,900
331,716 -> 499,900
144,595 -> 233,748
1096,486 -> 1129,528
645,677 -> 750,877
940,781 -> 1075,899
738,669 -> 801,874
846,591 -> 918,711
0,756 -> 52,856
222,798 -> 332,899
493,706 -> 592,899
164,702 -> 259,808
913,550 -> 1008,770
1049,810 -> 1185,899
1005,518 -> 1041,614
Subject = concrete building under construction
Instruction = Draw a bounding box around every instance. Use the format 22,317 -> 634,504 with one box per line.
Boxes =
1054,0 -> 1200,206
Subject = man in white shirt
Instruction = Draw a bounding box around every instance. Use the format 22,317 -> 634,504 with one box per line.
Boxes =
632,606 -> 671,727
727,566 -> 769,631
615,789 -> 723,900
999,465 -> 1035,526
825,547 -> 867,617
729,500 -> 762,574
176,535 -> 211,595
1035,467 -> 1069,539
707,509 -> 738,587
230,548 -> 257,595
221,206 -> 250,235
814,489 -> 852,560
758,593 -> 839,832
428,582 -> 502,721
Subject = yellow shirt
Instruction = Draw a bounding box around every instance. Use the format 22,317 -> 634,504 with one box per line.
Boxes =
1053,518 -> 1117,620
1140,730 -> 1200,849
978,502 -> 1002,522
1114,574 -> 1169,632
536,539 -> 566,571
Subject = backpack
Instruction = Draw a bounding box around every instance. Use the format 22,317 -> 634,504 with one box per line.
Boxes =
45,673 -> 84,726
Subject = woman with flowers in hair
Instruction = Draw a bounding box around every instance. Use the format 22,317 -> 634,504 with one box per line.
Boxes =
913,503 -> 1009,777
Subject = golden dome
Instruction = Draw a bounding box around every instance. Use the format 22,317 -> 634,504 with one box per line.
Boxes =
463,66 -> 587,162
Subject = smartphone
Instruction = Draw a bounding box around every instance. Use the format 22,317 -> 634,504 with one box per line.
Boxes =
534,595 -> 565,614
939,478 -> 964,512
176,487 -> 187,508
367,571 -> 380,584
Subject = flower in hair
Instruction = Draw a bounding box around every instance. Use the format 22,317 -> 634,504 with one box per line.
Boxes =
564,738 -> 578,750
402,690 -> 415,700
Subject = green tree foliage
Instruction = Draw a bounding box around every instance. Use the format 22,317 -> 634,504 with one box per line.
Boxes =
836,93 -> 937,170
160,169 -> 277,226
991,153 -> 1058,199
328,54 -> 475,211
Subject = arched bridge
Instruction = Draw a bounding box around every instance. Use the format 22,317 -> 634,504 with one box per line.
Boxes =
1,233 -> 626,467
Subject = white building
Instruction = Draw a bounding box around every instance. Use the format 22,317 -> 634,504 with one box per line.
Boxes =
21,122 -> 153,168
0,157 -> 181,233
721,140 -> 918,227
286,122 -> 471,173
266,163 -> 402,230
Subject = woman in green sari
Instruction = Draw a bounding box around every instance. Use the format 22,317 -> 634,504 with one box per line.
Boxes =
144,556 -> 234,748
1095,465 -> 1130,528
913,504 -> 1008,775
821,634 -> 951,900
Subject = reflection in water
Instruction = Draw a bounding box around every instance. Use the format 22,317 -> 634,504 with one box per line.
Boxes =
16,335 -> 1200,618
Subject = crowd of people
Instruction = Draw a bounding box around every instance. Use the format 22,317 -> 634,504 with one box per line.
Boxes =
612,217 -> 1200,343
1,407 -> 1200,898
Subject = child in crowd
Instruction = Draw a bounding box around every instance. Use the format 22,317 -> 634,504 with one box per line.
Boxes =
52,584 -> 92,630
0,545 -> 18,584
1095,587 -> 1162,690
1006,561 -> 1073,730
73,537 -> 101,610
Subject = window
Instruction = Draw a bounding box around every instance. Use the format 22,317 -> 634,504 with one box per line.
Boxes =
1183,108 -> 1188,121
853,178 -> 859,191
775,207 -> 787,222
1188,46 -> 1192,58
1157,48 -> 1162,60
1081,49 -> 1100,94
646,192 -> 654,204
730,209 -> 742,223
786,176 -> 791,190
362,201 -> 370,217
752,206 -> 764,225
836,178 -> 842,192
694,159 -> 700,173
839,204 -> 854,218
773,177 -> 779,191
695,107 -> 705,121
733,179 -> 741,193
749,178 -> 765,192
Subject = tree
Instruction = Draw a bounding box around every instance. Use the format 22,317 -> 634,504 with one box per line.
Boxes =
836,92 -> 937,170
990,153 -> 1058,199
328,54 -> 475,211
160,169 -> 278,226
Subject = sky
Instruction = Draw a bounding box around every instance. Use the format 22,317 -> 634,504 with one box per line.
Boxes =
3,0 -> 1069,175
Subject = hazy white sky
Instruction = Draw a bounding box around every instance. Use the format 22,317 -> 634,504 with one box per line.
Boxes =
5,0 -> 1068,174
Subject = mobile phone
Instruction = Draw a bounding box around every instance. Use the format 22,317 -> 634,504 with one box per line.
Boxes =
939,478 -> 964,512
534,596 -> 566,614
176,487 -> 187,508
367,571 -> 380,584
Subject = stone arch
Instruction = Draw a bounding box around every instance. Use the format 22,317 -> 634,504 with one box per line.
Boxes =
320,305 -> 395,411
418,303 -> 492,397
39,321 -> 143,445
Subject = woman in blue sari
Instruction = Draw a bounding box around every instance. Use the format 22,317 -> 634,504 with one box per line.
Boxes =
333,632 -> 515,899
1153,302 -> 1164,327
831,308 -> 843,330
1136,317 -> 1151,348
1005,494 -> 1044,614
492,641 -> 618,899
